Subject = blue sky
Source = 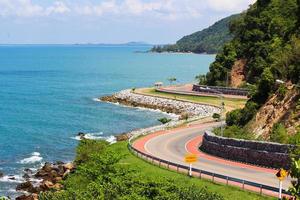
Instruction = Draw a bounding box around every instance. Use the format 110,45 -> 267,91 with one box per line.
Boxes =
0,0 -> 256,44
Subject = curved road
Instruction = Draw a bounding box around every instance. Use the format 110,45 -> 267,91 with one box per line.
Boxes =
133,121 -> 291,191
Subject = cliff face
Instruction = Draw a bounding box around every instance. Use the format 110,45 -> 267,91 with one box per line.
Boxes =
230,59 -> 246,88
246,85 -> 300,139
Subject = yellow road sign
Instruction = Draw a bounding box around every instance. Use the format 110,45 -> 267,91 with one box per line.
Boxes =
185,154 -> 197,163
276,169 -> 288,181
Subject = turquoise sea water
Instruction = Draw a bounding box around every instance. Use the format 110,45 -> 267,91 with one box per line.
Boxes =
0,45 -> 214,197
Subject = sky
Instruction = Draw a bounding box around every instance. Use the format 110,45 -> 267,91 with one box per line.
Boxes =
0,0 -> 256,44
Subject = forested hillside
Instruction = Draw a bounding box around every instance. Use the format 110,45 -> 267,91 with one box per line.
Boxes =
206,0 -> 300,143
151,14 -> 239,54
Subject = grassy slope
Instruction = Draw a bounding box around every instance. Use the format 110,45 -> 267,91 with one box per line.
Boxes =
113,142 -> 274,200
135,88 -> 247,112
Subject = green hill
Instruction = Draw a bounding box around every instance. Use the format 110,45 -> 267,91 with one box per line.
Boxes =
151,14 -> 240,54
203,0 -> 300,143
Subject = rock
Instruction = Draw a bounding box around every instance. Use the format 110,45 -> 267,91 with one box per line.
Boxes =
49,170 -> 58,179
16,194 -> 38,200
8,176 -> 15,180
0,171 -> 4,178
54,177 -> 62,183
55,161 -> 65,165
35,170 -> 48,178
52,183 -> 63,190
24,168 -> 33,174
116,133 -> 129,141
41,180 -> 54,190
57,165 -> 65,176
16,181 -> 36,193
23,173 -> 30,179
62,169 -> 70,179
77,132 -> 85,137
16,195 -> 33,200
63,163 -> 75,171
42,163 -> 53,172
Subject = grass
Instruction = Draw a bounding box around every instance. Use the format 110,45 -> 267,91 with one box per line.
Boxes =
112,141 -> 275,200
135,88 -> 247,112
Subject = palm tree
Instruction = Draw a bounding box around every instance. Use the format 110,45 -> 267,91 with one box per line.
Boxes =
167,77 -> 177,85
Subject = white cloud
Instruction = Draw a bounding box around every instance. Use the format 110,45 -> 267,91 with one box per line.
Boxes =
207,0 -> 256,12
0,0 -> 256,20
46,2 -> 70,15
0,0 -> 70,17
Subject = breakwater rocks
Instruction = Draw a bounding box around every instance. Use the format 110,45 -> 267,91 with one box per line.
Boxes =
100,90 -> 220,117
15,162 -> 75,200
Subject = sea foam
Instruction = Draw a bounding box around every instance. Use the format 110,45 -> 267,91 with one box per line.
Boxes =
72,132 -> 116,144
19,152 -> 43,164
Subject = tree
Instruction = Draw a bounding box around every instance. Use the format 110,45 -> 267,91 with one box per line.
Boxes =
195,74 -> 207,85
167,77 -> 177,85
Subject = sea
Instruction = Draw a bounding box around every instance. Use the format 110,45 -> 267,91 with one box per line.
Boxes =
0,45 -> 215,197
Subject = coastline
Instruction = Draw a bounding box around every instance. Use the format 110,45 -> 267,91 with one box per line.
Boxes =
11,89 -> 220,199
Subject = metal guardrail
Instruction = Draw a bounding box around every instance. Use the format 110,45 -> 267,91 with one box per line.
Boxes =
128,143 -> 291,197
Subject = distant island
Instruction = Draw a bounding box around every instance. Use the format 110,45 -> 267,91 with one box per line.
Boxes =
151,14 -> 240,54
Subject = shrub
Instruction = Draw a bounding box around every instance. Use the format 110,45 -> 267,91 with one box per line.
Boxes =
41,140 -> 224,200
270,123 -> 288,144
214,125 -> 253,140
158,117 -> 172,124
212,113 -> 221,121
226,101 -> 258,126
277,84 -> 287,100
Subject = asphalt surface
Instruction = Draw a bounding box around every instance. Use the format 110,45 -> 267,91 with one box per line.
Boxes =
142,123 -> 291,190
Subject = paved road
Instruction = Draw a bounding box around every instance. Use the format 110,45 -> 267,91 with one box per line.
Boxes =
135,122 -> 291,190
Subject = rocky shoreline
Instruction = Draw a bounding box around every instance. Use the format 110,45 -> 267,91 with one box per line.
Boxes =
100,89 -> 220,118
9,162 -> 75,200
7,89 -> 220,200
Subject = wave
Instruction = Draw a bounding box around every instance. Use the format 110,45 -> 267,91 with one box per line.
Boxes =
0,175 -> 24,183
71,132 -> 116,144
19,152 -> 43,164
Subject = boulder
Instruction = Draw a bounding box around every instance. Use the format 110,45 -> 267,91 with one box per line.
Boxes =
23,173 -> 30,180
16,181 -> 37,193
42,163 -> 53,172
41,180 -> 54,190
16,194 -> 38,200
0,171 -> 4,178
63,163 -> 75,171
49,170 -> 58,179
54,177 -> 62,183
62,169 -> 70,179
116,133 -> 129,141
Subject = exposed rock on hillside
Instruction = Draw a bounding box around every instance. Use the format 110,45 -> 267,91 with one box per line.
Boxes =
230,59 -> 246,88
246,85 -> 300,139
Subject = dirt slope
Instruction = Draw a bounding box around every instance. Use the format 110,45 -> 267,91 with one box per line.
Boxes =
246,85 -> 300,139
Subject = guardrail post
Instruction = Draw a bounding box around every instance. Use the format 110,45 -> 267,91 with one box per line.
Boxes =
167,162 -> 169,169
176,165 -> 179,172
242,180 -> 245,190
159,161 -> 161,167
212,174 -> 215,182
260,185 -> 262,195
226,177 -> 228,185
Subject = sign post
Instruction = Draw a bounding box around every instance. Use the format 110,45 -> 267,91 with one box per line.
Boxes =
184,154 -> 197,177
276,169 -> 288,199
